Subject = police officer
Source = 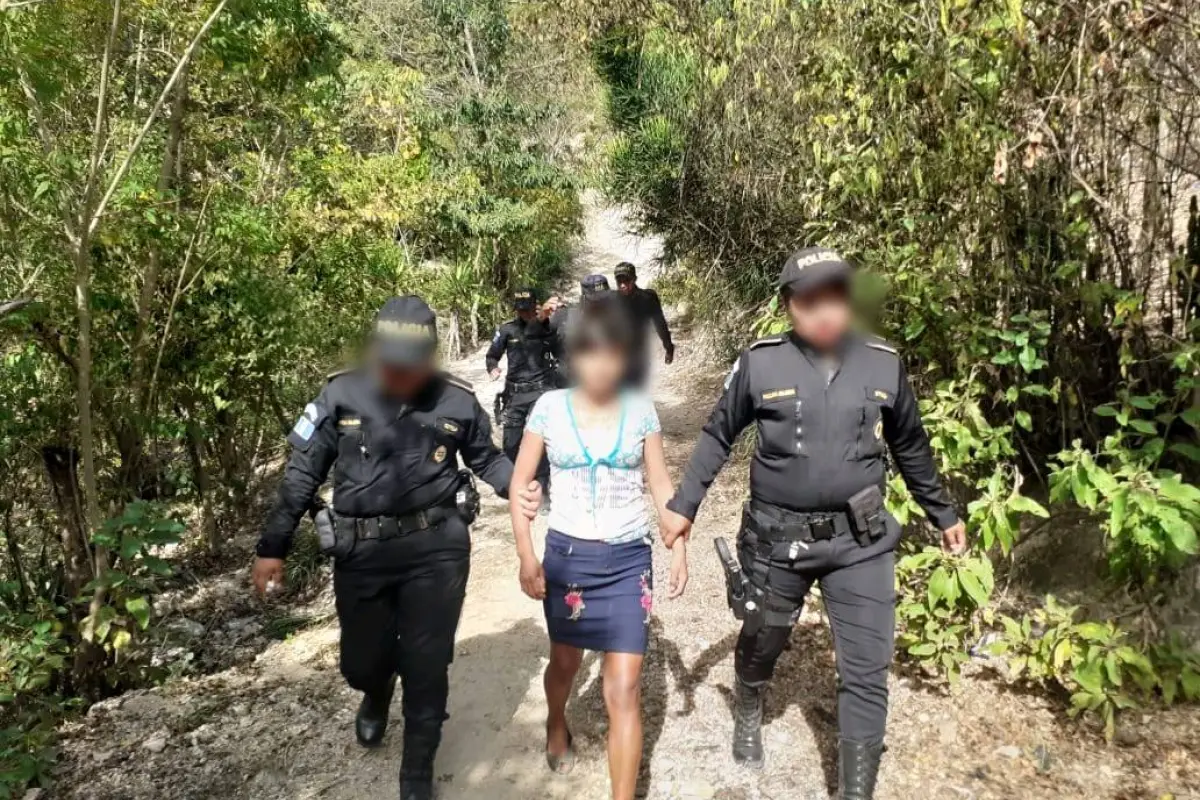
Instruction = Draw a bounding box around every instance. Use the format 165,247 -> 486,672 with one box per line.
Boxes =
550,273 -> 613,385
486,287 -> 560,490
251,296 -> 543,800
659,248 -> 966,799
613,262 -> 674,386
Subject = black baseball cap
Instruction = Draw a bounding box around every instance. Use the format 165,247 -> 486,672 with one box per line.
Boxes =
778,247 -> 852,296
581,274 -> 610,296
372,295 -> 438,366
511,287 -> 537,311
614,262 -> 636,281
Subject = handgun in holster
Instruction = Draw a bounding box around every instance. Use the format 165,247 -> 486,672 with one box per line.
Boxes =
455,469 -> 481,525
714,537 -> 763,636
847,484 -> 888,547
493,390 -> 506,426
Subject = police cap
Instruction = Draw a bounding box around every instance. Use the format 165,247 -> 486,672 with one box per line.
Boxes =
580,274 -> 610,296
511,287 -> 537,311
614,262 -> 637,282
372,295 -> 438,366
778,247 -> 852,296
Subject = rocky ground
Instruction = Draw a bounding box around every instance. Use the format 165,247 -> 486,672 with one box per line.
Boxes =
50,199 -> 1200,800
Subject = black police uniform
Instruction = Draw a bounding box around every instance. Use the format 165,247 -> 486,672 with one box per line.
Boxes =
486,289 -> 559,487
614,263 -> 674,386
666,248 -> 957,798
257,297 -> 512,798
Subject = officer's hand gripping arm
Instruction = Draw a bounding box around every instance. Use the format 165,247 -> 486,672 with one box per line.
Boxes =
257,397 -> 338,559
883,363 -> 960,531
464,398 -> 514,498
666,353 -> 754,521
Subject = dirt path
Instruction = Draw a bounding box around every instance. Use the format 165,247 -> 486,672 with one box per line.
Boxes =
54,198 -> 1200,800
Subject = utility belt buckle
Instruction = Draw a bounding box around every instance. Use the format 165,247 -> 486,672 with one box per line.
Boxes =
807,516 -> 837,542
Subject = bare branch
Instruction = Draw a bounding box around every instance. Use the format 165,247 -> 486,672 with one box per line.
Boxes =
87,0 -> 230,238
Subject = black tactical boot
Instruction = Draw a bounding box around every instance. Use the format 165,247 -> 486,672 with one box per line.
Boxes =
354,675 -> 396,747
400,725 -> 440,800
731,677 -> 765,768
837,738 -> 883,800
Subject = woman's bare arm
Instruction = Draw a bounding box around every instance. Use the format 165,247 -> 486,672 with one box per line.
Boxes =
643,431 -> 675,519
509,430 -> 546,563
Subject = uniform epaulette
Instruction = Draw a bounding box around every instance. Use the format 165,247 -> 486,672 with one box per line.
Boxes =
326,367 -> 356,382
441,372 -> 475,394
748,335 -> 787,350
865,338 -> 898,355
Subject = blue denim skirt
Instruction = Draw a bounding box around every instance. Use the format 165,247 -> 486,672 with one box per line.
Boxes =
542,530 -> 653,654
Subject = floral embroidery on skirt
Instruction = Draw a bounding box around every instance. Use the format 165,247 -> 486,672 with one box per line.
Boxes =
565,585 -> 586,621
639,570 -> 653,625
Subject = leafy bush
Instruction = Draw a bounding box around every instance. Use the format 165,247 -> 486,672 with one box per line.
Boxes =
895,547 -> 994,682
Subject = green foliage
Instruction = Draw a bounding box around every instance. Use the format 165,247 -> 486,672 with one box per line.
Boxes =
895,547 -> 994,682
991,597 -> 1171,741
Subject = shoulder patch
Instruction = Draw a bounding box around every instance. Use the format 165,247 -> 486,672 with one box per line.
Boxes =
326,367 -> 356,382
748,335 -> 787,350
287,402 -> 329,450
441,372 -> 474,394
865,339 -> 898,355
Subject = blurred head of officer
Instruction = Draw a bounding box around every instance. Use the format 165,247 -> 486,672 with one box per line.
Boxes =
512,286 -> 538,322
778,247 -> 853,352
369,295 -> 438,398
614,262 -> 637,296
567,297 -> 633,402
580,273 -> 611,298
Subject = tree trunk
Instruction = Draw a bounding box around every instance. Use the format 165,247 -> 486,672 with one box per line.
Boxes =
185,412 -> 219,554
1,503 -> 30,609
42,446 -> 90,603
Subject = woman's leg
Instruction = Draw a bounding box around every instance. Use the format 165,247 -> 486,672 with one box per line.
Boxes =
602,651 -> 645,800
545,642 -> 583,755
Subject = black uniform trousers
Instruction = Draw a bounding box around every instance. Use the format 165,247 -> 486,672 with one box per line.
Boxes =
333,514 -> 471,769
735,510 -> 899,745
501,388 -> 551,488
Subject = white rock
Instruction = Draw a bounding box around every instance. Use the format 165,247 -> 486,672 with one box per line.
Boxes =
994,745 -> 1021,759
23,789 -> 44,800
143,731 -> 170,753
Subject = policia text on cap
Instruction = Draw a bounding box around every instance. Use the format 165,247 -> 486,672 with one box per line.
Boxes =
251,295 -> 543,800
660,248 -> 967,800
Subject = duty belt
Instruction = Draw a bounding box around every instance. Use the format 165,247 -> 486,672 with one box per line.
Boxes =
506,377 -> 553,393
348,500 -> 458,541
745,501 -> 854,544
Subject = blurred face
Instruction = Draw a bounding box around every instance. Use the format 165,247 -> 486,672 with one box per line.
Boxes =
376,361 -> 434,399
573,344 -> 626,399
616,276 -> 635,296
785,283 -> 851,351
517,307 -> 536,322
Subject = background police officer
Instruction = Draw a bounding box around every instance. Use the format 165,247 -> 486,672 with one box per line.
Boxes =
486,287 -> 560,490
660,249 -> 966,800
614,262 -> 674,386
550,273 -> 613,385
251,295 -> 542,800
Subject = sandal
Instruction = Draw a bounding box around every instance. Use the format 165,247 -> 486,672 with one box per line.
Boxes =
545,729 -> 575,775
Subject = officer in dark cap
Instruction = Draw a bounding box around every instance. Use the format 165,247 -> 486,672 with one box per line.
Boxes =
549,273 -> 613,384
614,261 -> 674,386
486,287 -> 560,489
660,248 -> 966,799
252,295 -> 544,800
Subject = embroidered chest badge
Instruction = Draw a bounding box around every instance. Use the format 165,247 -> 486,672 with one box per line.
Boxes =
761,387 -> 797,402
874,419 -> 884,440
433,445 -> 448,463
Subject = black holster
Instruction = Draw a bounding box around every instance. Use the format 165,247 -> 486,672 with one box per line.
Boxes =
455,470 -> 480,525
493,389 -> 507,426
846,485 -> 888,547
715,537 -> 763,636
314,506 -> 355,559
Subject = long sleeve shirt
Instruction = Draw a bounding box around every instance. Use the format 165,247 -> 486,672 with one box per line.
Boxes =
666,332 -> 958,530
